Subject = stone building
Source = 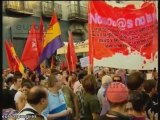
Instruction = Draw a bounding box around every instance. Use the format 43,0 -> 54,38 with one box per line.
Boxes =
2,1 -> 157,68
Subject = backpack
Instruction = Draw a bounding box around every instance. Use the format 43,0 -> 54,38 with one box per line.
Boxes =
75,89 -> 85,118
19,108 -> 45,120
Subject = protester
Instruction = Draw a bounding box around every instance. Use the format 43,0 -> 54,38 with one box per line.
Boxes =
97,75 -> 112,107
43,73 -> 72,120
61,76 -> 80,120
115,69 -> 126,84
97,70 -> 106,92
10,73 -> 23,109
5,75 -> 14,89
68,72 -> 79,93
2,81 -> 18,120
151,68 -> 158,81
62,70 -> 69,82
21,81 -> 34,98
82,74 -> 101,120
97,75 -> 113,116
75,71 -> 87,120
127,91 -> 146,120
10,73 -> 22,91
17,86 -> 48,120
143,80 -> 159,119
100,82 -> 130,120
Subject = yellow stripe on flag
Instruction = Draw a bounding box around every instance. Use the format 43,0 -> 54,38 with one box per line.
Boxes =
10,47 -> 17,57
19,63 -> 25,75
43,22 -> 61,48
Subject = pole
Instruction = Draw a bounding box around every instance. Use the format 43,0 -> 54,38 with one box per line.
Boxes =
65,50 -> 71,75
10,27 -> 13,42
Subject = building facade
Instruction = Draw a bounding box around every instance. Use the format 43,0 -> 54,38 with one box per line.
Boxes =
2,1 -> 157,69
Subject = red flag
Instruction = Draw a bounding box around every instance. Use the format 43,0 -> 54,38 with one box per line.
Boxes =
37,17 -> 44,56
6,41 -> 25,74
21,22 -> 39,71
66,32 -> 77,72
4,40 -> 17,71
60,61 -> 67,70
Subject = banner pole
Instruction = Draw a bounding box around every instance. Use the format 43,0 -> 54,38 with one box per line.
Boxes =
64,41 -> 71,75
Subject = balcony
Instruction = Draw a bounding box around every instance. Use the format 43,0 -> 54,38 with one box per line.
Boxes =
68,4 -> 87,22
54,3 -> 62,19
41,1 -> 54,18
5,1 -> 33,15
42,5 -> 54,18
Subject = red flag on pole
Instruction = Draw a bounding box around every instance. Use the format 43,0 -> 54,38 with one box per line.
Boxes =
7,41 -> 25,74
37,17 -> 44,56
66,32 -> 77,72
4,40 -> 16,71
21,22 -> 39,71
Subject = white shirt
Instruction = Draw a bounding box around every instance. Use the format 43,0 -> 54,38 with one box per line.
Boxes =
97,86 -> 106,106
73,80 -> 82,93
14,90 -> 23,103
10,84 -> 14,90
16,103 -> 47,120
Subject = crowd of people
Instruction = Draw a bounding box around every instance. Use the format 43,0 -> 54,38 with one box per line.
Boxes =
2,64 -> 159,120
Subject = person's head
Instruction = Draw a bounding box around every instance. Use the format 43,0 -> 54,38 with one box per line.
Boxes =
22,81 -> 34,97
3,81 -> 8,89
82,74 -> 97,95
62,70 -> 69,79
127,72 -> 145,91
3,69 -> 10,77
78,71 -> 87,83
48,74 -> 63,90
113,75 -> 122,82
13,74 -> 23,89
76,64 -> 81,72
152,68 -> 158,80
103,67 -> 110,75
98,70 -> 106,79
106,82 -> 129,110
27,71 -> 34,80
101,75 -> 112,88
71,72 -> 77,81
143,80 -> 157,96
129,91 -> 145,113
115,69 -> 126,83
27,86 -> 48,111
5,76 -> 14,88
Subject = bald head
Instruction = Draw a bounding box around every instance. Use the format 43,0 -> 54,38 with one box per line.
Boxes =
27,86 -> 47,105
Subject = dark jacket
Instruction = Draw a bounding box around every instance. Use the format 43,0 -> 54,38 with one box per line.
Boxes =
100,111 -> 132,120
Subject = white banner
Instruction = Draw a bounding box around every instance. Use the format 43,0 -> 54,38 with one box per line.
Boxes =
94,51 -> 158,70
57,40 -> 88,54
80,56 -> 89,68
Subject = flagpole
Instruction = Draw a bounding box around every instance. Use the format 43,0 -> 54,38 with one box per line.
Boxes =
65,49 -> 71,75
61,34 -> 70,75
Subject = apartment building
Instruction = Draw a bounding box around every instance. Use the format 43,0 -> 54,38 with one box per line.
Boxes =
3,1 -> 156,68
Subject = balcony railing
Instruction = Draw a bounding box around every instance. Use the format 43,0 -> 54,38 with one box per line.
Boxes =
54,3 -> 62,19
41,1 -> 54,17
42,5 -> 54,17
5,1 -> 33,14
68,4 -> 87,21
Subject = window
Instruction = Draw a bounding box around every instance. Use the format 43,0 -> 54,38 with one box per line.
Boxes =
42,1 -> 53,11
72,33 -> 83,42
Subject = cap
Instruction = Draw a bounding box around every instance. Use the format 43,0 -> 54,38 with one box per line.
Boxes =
106,82 -> 129,103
